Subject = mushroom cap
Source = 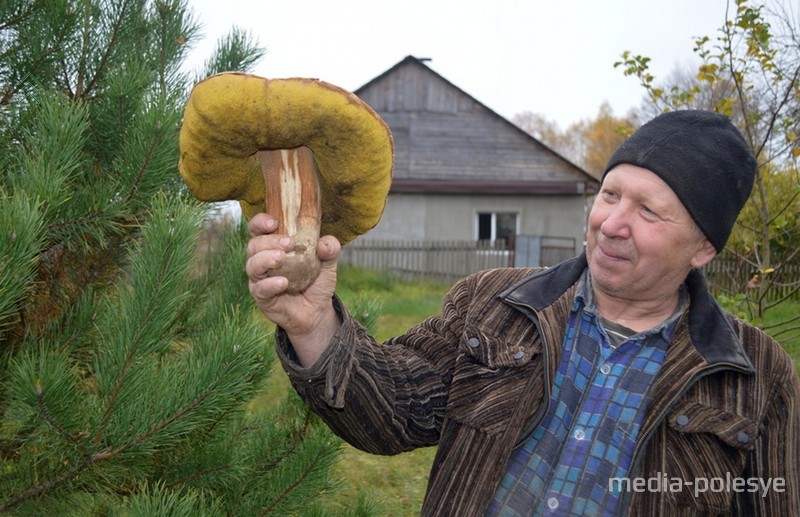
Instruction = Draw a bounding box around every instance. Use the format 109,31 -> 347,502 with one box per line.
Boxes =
178,72 -> 393,245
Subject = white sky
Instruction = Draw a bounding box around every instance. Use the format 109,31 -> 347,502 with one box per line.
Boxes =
184,0 -> 730,129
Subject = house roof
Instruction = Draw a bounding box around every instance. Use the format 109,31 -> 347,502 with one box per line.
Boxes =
355,56 -> 599,195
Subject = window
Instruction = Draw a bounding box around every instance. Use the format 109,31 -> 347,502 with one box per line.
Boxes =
477,211 -> 518,243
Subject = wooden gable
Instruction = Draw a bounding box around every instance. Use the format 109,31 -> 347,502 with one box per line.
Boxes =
355,56 -> 599,195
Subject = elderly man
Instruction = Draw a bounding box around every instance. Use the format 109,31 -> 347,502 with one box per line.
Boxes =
246,110 -> 799,516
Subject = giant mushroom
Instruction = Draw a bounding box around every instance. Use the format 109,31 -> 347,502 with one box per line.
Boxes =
178,72 -> 393,293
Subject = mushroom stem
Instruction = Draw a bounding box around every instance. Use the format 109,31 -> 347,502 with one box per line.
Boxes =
257,146 -> 322,293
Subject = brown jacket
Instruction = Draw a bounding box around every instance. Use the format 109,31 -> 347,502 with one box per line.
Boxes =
277,255 -> 800,516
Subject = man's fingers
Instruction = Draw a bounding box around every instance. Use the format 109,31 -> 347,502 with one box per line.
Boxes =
245,248 -> 286,280
246,234 -> 292,260
246,230 -> 338,304
317,235 -> 341,263
248,275 -> 289,303
247,213 -> 278,237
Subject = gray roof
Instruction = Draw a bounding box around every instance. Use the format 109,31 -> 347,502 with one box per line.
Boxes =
355,56 -> 599,195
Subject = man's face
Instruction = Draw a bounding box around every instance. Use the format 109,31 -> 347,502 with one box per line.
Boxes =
586,164 -> 716,302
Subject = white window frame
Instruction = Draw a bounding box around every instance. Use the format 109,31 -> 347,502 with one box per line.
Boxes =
476,211 -> 519,242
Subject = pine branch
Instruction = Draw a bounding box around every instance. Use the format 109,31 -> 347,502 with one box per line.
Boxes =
3,358 -> 242,511
121,122 -> 167,208
0,11 -> 73,106
232,409 -> 314,506
258,435 -> 334,517
96,264 -> 179,436
160,408 -> 266,492
97,389 -> 213,461
78,0 -> 135,99
16,233 -> 124,344
35,379 -> 91,455
256,410 -> 314,476
0,0 -> 40,31
164,463 -> 232,490
0,452 -> 92,512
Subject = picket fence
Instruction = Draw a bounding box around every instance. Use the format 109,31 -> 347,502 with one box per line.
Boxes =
338,238 -> 576,283
703,254 -> 800,301
339,239 -> 799,301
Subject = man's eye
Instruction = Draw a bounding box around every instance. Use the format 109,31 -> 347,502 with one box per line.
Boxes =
641,206 -> 659,217
601,190 -> 618,199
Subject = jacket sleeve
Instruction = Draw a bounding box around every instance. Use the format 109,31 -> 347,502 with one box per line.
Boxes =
273,274 -> 478,455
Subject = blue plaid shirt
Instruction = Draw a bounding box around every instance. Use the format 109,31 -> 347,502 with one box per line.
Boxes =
486,270 -> 686,516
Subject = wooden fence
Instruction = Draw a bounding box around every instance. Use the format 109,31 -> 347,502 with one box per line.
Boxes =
340,240 -> 799,301
339,237 -> 576,283
703,254 -> 800,301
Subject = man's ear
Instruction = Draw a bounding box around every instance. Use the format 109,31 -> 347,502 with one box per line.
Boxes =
691,238 -> 718,269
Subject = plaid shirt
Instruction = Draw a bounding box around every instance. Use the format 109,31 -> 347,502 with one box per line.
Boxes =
487,272 -> 686,516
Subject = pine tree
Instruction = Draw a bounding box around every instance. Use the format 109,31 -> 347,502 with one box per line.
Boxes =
0,1 -> 368,515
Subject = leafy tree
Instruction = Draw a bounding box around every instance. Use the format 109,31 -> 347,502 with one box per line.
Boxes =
0,1 -> 369,515
614,0 -> 800,340
575,102 -> 637,178
512,103 -> 637,178
511,111 -> 576,158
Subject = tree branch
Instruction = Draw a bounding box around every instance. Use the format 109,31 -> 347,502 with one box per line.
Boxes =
35,379 -> 91,454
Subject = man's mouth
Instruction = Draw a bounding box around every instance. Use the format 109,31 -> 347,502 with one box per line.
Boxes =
596,242 -> 629,262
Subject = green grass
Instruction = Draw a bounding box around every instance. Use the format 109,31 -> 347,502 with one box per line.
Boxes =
718,294 -> 800,368
260,265 -> 800,516
337,265 -> 451,339
761,299 -> 800,369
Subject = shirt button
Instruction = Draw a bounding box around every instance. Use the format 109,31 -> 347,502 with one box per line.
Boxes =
600,363 -> 611,375
573,428 -> 585,440
547,497 -> 559,510
513,350 -> 525,360
676,414 -> 690,426
737,431 -> 750,444
468,337 -> 480,348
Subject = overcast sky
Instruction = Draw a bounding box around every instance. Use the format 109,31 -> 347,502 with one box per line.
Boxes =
183,0 -> 730,129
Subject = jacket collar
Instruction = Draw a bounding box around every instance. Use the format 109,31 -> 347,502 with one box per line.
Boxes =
500,252 -> 755,372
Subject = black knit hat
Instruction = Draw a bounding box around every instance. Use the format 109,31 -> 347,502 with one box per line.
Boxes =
603,110 -> 757,252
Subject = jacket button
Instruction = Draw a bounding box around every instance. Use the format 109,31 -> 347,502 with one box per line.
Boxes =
737,431 -> 750,444
676,415 -> 690,426
468,337 -> 480,348
513,350 -> 525,359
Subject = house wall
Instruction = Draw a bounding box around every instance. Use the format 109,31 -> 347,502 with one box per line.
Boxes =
360,192 -> 588,249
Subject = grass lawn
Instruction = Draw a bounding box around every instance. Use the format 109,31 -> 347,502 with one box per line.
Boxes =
759,299 -> 800,365
261,265 -> 800,516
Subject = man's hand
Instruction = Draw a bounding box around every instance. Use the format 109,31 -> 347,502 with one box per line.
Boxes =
246,213 -> 342,367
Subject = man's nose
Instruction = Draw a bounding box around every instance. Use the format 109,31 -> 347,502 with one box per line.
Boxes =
599,204 -> 632,238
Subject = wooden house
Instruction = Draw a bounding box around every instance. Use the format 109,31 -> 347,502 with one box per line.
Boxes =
353,56 -> 599,255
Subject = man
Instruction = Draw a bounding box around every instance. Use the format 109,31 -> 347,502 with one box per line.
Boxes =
246,110 -> 799,515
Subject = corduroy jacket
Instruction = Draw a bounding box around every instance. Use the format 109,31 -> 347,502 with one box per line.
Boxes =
276,254 -> 800,516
